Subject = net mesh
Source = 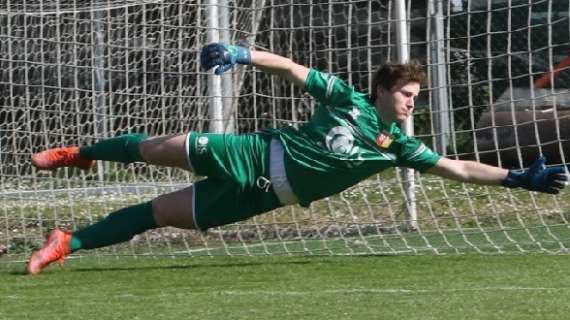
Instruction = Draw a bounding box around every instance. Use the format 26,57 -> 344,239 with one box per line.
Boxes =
1,0 -> 570,259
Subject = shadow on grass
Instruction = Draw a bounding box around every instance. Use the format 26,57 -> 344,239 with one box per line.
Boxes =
73,253 -> 405,272
4,256 -> 350,275
3,253 -> 401,276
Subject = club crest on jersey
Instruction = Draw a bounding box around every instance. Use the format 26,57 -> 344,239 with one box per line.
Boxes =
376,131 -> 393,149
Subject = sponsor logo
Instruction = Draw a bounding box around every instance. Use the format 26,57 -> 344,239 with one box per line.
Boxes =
326,126 -> 355,154
325,126 -> 364,167
196,136 -> 209,154
376,131 -> 394,149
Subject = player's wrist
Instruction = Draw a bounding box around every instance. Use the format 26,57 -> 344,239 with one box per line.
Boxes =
502,169 -> 525,189
227,44 -> 251,65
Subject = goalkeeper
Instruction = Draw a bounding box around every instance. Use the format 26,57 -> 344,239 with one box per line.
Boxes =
27,43 -> 569,274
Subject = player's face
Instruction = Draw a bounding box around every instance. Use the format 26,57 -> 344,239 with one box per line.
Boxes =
375,81 -> 420,125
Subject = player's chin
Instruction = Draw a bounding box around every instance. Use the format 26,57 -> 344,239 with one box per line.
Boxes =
396,114 -> 410,122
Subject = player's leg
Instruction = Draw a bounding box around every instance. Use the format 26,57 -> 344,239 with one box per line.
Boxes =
32,133 -> 148,170
27,132 -> 280,273
137,134 -> 191,170
32,133 -> 192,171
151,185 -> 196,228
27,186 -> 196,275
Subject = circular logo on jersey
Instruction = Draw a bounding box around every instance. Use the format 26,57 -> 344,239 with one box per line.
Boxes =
196,136 -> 209,154
197,136 -> 209,145
325,126 -> 354,154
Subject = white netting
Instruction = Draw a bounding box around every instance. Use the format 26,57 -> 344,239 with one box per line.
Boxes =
1,0 -> 570,259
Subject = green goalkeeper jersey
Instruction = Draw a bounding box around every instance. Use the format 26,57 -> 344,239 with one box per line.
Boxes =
265,68 -> 441,207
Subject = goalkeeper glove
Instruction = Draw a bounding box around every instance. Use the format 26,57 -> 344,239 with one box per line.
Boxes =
502,156 -> 569,194
200,43 -> 251,75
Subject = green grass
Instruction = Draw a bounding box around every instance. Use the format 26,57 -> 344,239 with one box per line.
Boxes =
2,254 -> 570,319
4,171 -> 570,318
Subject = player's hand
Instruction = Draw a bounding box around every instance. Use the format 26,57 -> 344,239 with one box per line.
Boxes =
200,43 -> 251,75
502,156 -> 569,194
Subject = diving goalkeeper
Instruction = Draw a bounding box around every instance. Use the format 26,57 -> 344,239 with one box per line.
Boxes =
27,43 -> 569,274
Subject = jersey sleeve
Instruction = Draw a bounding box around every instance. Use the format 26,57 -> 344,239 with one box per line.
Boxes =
397,136 -> 441,172
304,68 -> 362,108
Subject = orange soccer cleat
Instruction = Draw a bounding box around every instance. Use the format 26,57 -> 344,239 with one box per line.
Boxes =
27,229 -> 72,275
31,147 -> 95,170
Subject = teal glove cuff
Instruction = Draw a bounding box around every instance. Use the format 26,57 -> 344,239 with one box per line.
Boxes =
227,44 -> 251,65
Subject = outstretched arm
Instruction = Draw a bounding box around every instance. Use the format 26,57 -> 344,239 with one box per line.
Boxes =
250,50 -> 309,87
426,158 -> 507,185
200,43 -> 309,87
426,156 -> 568,194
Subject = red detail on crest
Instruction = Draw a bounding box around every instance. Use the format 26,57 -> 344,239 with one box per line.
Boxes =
376,131 -> 393,149
376,133 -> 387,146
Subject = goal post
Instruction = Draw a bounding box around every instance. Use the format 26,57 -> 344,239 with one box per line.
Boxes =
1,0 -> 570,260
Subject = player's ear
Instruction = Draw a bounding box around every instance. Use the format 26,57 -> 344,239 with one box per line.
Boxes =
375,86 -> 382,99
376,85 -> 387,101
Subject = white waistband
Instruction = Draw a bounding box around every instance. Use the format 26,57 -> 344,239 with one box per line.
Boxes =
270,139 -> 298,205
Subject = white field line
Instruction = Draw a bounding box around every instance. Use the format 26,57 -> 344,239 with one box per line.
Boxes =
218,287 -> 570,296
3,286 -> 568,301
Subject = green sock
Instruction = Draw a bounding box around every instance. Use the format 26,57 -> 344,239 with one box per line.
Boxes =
79,133 -> 148,163
70,201 -> 157,251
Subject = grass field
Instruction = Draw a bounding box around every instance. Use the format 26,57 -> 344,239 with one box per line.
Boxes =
2,254 -> 570,319
3,173 -> 570,319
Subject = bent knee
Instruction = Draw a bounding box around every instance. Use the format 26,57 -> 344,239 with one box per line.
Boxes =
152,187 -> 196,229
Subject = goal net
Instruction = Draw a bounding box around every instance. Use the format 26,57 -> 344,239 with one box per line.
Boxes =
1,0 -> 570,260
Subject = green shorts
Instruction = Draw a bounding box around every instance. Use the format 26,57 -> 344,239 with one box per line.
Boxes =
186,132 -> 282,230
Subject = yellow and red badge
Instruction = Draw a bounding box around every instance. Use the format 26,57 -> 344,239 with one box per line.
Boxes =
376,131 -> 394,149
